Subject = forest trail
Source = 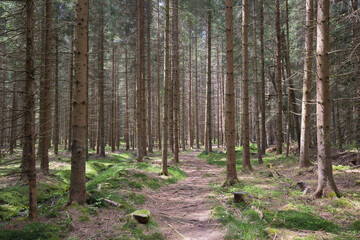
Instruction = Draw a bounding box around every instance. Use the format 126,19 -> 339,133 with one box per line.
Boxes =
142,149 -> 225,240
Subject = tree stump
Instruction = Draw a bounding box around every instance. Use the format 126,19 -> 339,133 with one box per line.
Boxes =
234,191 -> 249,203
132,209 -> 151,224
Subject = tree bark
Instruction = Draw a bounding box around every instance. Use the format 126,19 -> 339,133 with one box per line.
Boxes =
225,0 -> 238,185
275,0 -> 283,154
54,31 -> 59,155
39,0 -> 52,175
162,0 -> 170,176
157,0 -> 162,150
97,6 -> 105,157
206,0 -> 212,153
242,0 -> 252,170
313,0 -> 341,198
69,0 -> 88,205
252,0 -> 263,164
67,34 -> 73,152
125,48 -> 130,151
351,0 -> 360,151
23,0 -> 38,221
172,0 -> 180,163
146,0 -> 153,154
300,0 -> 314,168
195,37 -> 200,149
260,0 -> 267,154
188,27 -> 194,149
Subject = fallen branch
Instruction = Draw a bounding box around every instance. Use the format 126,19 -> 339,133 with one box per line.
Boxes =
104,199 -> 122,207
164,221 -> 187,239
350,165 -> 360,169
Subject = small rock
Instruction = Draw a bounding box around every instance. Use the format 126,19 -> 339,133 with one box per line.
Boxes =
132,209 -> 151,224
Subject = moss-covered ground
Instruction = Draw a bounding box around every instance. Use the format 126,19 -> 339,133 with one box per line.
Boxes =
0,144 -> 185,240
199,144 -> 360,239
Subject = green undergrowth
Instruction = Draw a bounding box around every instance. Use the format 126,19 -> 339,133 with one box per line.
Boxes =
0,222 -> 66,240
202,145 -> 360,239
117,217 -> 164,240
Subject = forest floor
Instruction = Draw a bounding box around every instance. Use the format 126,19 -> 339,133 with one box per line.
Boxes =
140,149 -> 225,240
1,144 -> 360,239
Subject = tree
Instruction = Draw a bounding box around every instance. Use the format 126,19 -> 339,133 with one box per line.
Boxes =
97,5 -> 105,157
225,0 -> 238,185
206,0 -> 212,153
23,0 -> 37,221
313,0 -> 341,198
188,27 -> 194,149
53,31 -> 59,155
39,0 -> 52,175
300,0 -> 314,168
136,0 -> 146,161
252,0 -> 263,164
67,34 -> 74,152
156,0 -> 162,150
161,0 -> 170,176
275,0 -> 283,155
260,0 -> 267,154
146,0 -> 153,154
172,0 -> 180,163
68,0 -> 89,205
242,0 -> 252,171
352,0 -> 360,153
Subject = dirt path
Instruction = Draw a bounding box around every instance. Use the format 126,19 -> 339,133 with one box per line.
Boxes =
142,149 -> 225,240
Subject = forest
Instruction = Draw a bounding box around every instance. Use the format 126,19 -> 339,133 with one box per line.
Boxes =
0,0 -> 359,239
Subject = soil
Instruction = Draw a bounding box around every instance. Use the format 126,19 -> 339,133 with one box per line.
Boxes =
141,149 -> 225,240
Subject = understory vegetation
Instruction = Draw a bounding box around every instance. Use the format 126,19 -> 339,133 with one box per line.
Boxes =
199,145 -> 360,239
0,144 -> 185,240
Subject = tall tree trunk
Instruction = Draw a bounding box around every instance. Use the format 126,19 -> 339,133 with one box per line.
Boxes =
10,64 -> 17,155
162,0 -> 170,175
125,48 -> 130,151
137,0 -> 146,161
67,34 -> 73,152
54,32 -> 59,155
275,0 -> 283,154
23,0 -> 38,221
260,0 -> 267,154
242,0 -> 252,170
69,0 -> 88,205
39,0 -> 52,175
188,27 -> 193,149
352,0 -> 360,153
181,44 -> 186,150
253,0 -> 263,164
147,0 -> 153,153
157,0 -> 162,150
313,0 -> 341,198
97,7 -> 105,157
284,0 -> 300,149
172,0 -> 180,163
111,46 -> 116,152
225,0 -> 238,185
300,0 -> 314,168
206,0 -> 212,153
195,37 -> 200,149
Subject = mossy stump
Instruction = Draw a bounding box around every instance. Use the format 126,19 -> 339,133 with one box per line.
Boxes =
132,209 -> 150,224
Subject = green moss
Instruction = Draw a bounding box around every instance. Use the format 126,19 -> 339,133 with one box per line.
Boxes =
0,222 -> 66,240
213,205 -> 267,239
349,220 -> 360,231
333,165 -> 350,171
264,210 -> 340,233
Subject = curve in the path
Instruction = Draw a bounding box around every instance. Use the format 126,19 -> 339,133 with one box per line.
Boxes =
143,150 -> 225,240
